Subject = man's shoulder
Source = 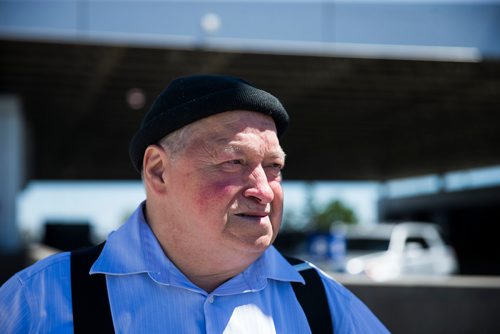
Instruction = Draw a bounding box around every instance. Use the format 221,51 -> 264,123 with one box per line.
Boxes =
284,258 -> 354,304
276,253 -> 353,301
0,251 -> 74,333
307,263 -> 355,301
11,251 -> 71,286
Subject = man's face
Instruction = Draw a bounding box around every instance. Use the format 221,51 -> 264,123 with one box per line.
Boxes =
160,110 -> 285,257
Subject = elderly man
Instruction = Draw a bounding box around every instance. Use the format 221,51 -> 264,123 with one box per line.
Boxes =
0,75 -> 389,333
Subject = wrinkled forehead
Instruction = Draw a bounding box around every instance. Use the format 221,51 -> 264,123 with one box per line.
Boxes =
187,110 -> 283,154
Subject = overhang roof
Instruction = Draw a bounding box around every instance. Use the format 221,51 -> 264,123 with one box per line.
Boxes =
1,39 -> 500,181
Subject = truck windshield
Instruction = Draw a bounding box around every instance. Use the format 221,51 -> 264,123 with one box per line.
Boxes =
347,238 -> 390,252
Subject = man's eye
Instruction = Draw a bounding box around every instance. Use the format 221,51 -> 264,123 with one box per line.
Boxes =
275,163 -> 284,169
268,163 -> 284,170
220,160 -> 244,171
265,163 -> 284,178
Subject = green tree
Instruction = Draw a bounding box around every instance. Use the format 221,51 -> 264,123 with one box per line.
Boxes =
312,200 -> 357,231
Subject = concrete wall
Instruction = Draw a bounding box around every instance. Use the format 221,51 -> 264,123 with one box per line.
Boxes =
339,276 -> 500,334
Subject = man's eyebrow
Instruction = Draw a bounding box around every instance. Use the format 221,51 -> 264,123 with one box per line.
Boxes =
221,144 -> 286,160
267,149 -> 287,161
219,144 -> 244,157
273,151 -> 287,161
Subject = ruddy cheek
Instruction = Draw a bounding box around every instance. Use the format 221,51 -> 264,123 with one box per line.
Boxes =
194,180 -> 236,211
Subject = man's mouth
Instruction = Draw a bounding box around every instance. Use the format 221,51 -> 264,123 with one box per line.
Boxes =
236,212 -> 269,218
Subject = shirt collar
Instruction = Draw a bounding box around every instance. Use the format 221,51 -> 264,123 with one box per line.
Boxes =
90,201 -> 165,275
91,201 -> 304,293
212,246 -> 305,296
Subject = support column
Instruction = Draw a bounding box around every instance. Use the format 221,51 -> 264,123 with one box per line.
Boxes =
0,96 -> 25,254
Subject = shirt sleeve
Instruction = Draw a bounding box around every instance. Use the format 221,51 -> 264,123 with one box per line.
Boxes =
319,271 -> 391,333
0,252 -> 73,334
0,274 -> 34,333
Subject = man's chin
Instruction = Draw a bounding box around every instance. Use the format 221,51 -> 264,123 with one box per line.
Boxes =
248,234 -> 275,253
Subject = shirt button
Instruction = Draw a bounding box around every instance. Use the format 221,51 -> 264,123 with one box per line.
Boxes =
208,296 -> 215,304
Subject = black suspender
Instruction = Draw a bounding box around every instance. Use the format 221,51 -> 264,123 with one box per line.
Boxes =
71,243 -> 114,334
70,245 -> 333,334
286,257 -> 334,334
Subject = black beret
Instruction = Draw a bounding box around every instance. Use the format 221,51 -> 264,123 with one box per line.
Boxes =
129,74 -> 289,172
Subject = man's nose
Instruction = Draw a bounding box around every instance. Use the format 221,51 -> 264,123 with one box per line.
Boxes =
243,165 -> 274,204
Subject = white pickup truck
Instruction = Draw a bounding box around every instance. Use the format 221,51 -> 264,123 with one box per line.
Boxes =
334,222 -> 459,281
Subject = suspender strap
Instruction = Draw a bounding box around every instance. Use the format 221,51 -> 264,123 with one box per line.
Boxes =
287,257 -> 334,334
70,245 -> 331,333
71,243 -> 114,334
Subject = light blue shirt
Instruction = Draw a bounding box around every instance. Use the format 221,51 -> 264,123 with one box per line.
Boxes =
0,203 -> 389,333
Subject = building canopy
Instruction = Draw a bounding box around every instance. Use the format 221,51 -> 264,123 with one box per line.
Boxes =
1,39 -> 499,181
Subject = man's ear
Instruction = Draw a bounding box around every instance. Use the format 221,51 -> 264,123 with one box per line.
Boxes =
143,145 -> 169,194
